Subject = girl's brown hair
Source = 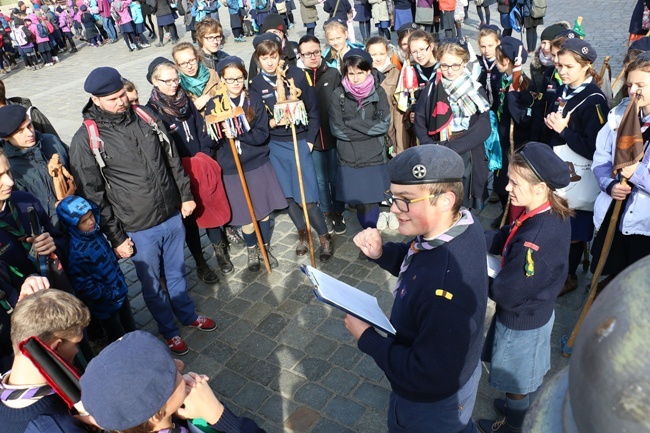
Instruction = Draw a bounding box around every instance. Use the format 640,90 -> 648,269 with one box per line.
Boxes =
557,48 -> 602,87
509,151 -> 574,220
477,27 -> 501,44
218,62 -> 256,123
195,18 -> 224,49
254,39 -> 282,62
172,42 -> 204,67
495,46 -> 531,92
407,30 -> 435,50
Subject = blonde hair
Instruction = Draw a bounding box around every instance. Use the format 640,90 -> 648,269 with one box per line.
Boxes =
509,152 -> 574,220
172,42 -> 204,66
478,27 -> 501,44
11,289 -> 90,352
323,20 -> 348,37
151,63 -> 179,83
435,42 -> 470,64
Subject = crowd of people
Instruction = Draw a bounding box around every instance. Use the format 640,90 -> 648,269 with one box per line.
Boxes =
0,0 -> 649,432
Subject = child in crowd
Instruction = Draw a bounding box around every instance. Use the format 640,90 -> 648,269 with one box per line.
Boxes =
129,0 -> 152,48
477,24 -> 503,112
57,195 -> 136,343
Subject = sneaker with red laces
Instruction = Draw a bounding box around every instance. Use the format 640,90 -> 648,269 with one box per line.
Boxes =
189,316 -> 217,331
167,336 -> 188,356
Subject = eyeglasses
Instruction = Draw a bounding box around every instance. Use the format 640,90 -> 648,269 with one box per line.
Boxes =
300,50 -> 322,58
410,46 -> 431,56
157,78 -> 180,86
439,63 -> 464,71
204,35 -> 223,42
223,76 -> 245,84
177,58 -> 197,68
384,190 -> 440,212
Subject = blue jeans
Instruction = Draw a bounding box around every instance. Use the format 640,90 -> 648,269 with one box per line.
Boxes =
311,148 -> 344,214
127,213 -> 198,339
387,362 -> 480,433
101,16 -> 117,41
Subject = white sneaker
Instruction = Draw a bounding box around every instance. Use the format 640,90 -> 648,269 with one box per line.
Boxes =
387,212 -> 399,230
376,212 -> 388,230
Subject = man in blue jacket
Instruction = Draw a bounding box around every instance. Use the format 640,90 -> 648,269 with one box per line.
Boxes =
349,145 -> 489,433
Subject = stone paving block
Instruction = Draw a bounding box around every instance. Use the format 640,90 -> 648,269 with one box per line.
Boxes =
322,395 -> 366,427
183,329 -> 219,353
187,353 -> 223,379
269,368 -> 307,399
241,281 -> 273,303
220,319 -> 256,347
328,344 -> 363,370
243,359 -> 279,386
129,294 -> 146,313
257,313 -> 290,338
320,367 -> 360,395
225,350 -> 258,375
267,345 -> 305,369
238,332 -> 278,359
305,335 -> 339,359
222,297 -> 253,316
354,355 -> 386,383
319,256 -> 353,275
277,322 -> 316,350
257,394 -> 299,425
355,408 -> 389,433
263,284 -> 295,307
288,284 -> 315,305
232,382 -> 272,412
294,382 -> 334,411
294,355 -> 332,381
283,406 -> 321,433
352,382 -> 390,411
309,418 -> 355,433
342,263 -> 372,281
316,317 -> 354,343
295,303 -> 329,330
201,340 -> 237,366
212,368 -> 248,399
242,302 -> 274,325
275,299 -> 304,319
211,311 -> 240,334
126,279 -> 141,298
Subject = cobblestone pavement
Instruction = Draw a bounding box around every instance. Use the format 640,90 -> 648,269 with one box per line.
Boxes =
1,1 -> 631,431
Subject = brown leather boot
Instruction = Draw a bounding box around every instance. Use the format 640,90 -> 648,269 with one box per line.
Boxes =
319,234 -> 333,262
558,274 -> 578,297
296,228 -> 309,256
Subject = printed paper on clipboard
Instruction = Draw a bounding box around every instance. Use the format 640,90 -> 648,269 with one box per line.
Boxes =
300,265 -> 396,336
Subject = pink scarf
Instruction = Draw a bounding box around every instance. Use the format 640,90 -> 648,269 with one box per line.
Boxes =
341,74 -> 375,107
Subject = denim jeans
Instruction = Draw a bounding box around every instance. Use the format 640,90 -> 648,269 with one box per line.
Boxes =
101,16 -> 117,41
127,213 -> 198,339
387,362 -> 481,433
311,148 -> 344,214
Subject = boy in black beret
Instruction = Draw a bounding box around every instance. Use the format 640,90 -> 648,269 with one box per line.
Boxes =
80,330 -> 265,433
347,145 -> 489,433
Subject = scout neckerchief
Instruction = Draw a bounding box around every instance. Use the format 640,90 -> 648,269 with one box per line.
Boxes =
261,70 -> 278,98
481,56 -> 496,105
497,73 -> 513,121
556,76 -> 592,116
228,93 -> 247,154
0,201 -> 32,255
415,62 -> 436,85
393,209 -> 474,297
500,201 -> 551,267
553,68 -> 562,86
0,371 -> 55,404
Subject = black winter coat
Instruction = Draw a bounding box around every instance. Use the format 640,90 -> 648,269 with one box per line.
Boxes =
329,71 -> 391,168
70,101 -> 193,248
304,62 -> 341,152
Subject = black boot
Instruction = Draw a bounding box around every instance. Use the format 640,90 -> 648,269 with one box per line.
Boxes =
296,228 -> 309,256
261,244 -> 278,269
247,245 -> 260,272
213,241 -> 234,274
196,260 -> 220,284
319,234 -> 333,262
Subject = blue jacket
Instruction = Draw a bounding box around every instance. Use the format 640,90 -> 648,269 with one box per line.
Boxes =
323,0 -> 351,21
226,0 -> 243,14
129,1 -> 144,23
485,210 -> 570,330
358,216 -> 488,402
593,98 -> 650,236
56,196 -> 128,320
2,131 -> 69,227
322,40 -> 365,71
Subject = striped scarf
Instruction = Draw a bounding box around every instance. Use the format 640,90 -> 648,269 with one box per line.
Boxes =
393,209 -> 474,297
441,71 -> 491,119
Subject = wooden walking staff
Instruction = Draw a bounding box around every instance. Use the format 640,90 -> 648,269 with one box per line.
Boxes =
273,64 -> 316,267
205,83 -> 272,274
500,45 -> 524,228
560,93 -> 646,357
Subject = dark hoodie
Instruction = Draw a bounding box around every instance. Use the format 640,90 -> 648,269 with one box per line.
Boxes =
56,195 -> 128,320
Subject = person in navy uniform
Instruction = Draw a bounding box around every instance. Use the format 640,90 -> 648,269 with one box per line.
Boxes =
347,145 -> 489,433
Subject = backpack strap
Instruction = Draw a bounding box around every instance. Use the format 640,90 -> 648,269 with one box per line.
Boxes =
132,106 -> 174,157
83,119 -> 111,188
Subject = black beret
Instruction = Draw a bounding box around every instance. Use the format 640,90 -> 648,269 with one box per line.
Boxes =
630,37 -> 650,52
397,22 -> 420,35
55,6 -> 63,12
0,105 -> 28,138
80,4 -> 87,11
253,32 -> 282,49
388,145 -> 464,185
540,23 -> 567,42
499,36 -> 528,64
519,142 -> 570,190
556,29 -> 579,39
84,67 -> 124,96
562,38 -> 597,63
480,24 -> 501,36
80,331 -> 177,431
260,13 -> 286,34
216,55 -> 245,76
146,57 -> 174,84
343,48 -> 372,65
323,17 -> 347,29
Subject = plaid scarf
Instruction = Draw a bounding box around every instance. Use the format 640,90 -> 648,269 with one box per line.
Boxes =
442,71 -> 491,119
149,87 -> 191,121
393,209 -> 474,297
